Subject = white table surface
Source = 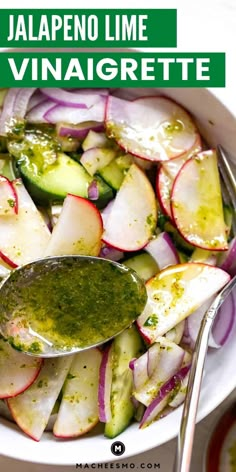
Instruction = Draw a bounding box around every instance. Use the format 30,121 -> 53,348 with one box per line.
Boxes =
1,0 -> 236,470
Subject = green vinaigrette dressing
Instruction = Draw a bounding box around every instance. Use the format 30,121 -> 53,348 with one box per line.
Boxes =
0,257 -> 147,356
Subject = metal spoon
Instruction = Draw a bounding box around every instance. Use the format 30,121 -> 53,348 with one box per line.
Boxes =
0,255 -> 147,357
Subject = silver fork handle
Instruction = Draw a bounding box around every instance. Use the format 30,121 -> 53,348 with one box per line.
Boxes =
173,314 -> 212,472
174,275 -> 236,472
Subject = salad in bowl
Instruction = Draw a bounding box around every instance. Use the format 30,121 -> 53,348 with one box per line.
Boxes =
0,86 -> 235,464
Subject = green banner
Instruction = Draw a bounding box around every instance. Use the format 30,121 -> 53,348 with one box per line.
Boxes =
0,9 -> 177,48
0,52 -> 225,88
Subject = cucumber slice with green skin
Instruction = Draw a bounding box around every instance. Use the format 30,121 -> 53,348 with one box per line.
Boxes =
98,159 -> 125,191
104,326 -> 144,439
8,130 -> 113,206
124,253 -> 159,282
15,152 -> 113,207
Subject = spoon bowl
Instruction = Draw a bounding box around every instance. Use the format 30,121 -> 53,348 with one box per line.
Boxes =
0,255 -> 147,357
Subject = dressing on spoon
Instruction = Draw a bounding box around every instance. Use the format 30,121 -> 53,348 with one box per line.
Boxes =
0,256 -> 147,357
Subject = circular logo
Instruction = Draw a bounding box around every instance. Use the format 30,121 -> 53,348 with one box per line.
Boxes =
111,441 -> 125,456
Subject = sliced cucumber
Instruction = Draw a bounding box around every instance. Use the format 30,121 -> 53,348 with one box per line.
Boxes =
8,129 -> 113,206
223,204 -> 233,238
116,154 -> 133,171
124,253 -> 158,282
98,159 -> 124,190
104,326 -> 144,438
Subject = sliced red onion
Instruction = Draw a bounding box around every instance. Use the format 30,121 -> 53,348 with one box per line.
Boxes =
57,121 -> 104,139
130,351 -> 149,391
169,369 -> 190,408
147,343 -> 160,377
145,232 -> 179,269
219,236 -> 236,276
41,88 -> 108,109
98,344 -> 113,423
210,292 -> 235,347
88,180 -> 99,201
165,320 -> 185,345
26,100 -> 56,123
99,246 -> 124,262
0,89 -> 20,135
44,97 -> 106,124
187,298 -> 214,349
133,338 -> 185,406
13,88 -> 37,118
140,364 -> 191,428
187,292 -> 235,349
27,91 -> 47,112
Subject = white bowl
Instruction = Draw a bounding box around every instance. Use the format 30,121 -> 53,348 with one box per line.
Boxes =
0,86 -> 236,465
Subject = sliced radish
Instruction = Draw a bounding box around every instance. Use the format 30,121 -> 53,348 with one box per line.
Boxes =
8,356 -> 73,441
145,232 -> 179,269
139,364 -> 190,428
137,263 -> 230,344
133,337 -> 184,406
0,338 -> 42,399
156,136 -> 201,218
105,96 -> 198,162
163,135 -> 202,180
46,194 -> 103,257
156,167 -> 173,217
80,147 -> 116,176
53,348 -> 102,438
0,176 -> 18,216
98,344 -> 113,423
165,320 -> 185,345
171,150 -> 228,251
0,180 -> 50,267
103,164 -> 157,251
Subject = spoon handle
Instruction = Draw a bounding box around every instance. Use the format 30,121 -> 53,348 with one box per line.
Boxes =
174,276 -> 236,472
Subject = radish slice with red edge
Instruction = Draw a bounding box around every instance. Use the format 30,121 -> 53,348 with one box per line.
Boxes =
53,348 -> 102,438
0,176 -> 18,216
98,345 -> 113,423
45,194 -> 103,257
145,232 -> 179,269
156,167 -> 173,218
171,150 -> 228,251
45,96 -> 106,124
0,338 -> 42,399
8,356 -> 73,441
162,134 -> 202,180
137,263 -> 230,344
218,236 -> 236,276
156,136 -> 202,217
0,180 -> 51,268
103,164 -> 157,252
105,96 -> 198,162
133,337 -> 185,406
140,364 -> 191,428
